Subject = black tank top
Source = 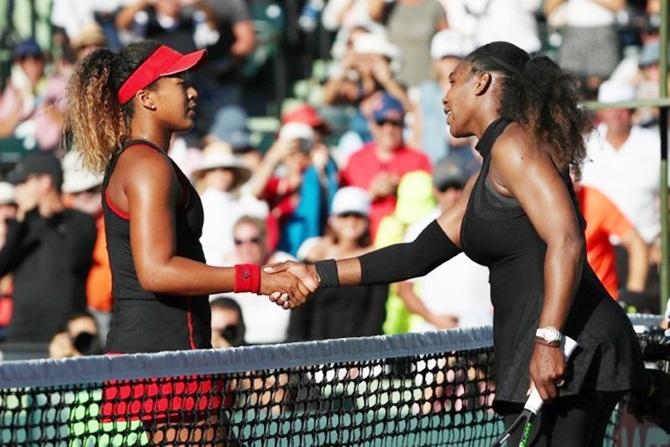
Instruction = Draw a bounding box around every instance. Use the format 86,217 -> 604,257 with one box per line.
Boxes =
102,139 -> 211,353
461,119 -> 644,405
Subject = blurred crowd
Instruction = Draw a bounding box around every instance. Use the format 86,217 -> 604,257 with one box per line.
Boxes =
0,0 -> 668,359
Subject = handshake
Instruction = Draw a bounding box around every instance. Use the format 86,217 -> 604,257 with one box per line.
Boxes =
260,261 -> 321,309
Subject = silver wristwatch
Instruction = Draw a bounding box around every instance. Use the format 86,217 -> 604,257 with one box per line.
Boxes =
535,326 -> 562,345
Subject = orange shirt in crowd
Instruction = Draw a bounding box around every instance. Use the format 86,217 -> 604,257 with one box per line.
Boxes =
87,215 -> 112,313
576,186 -> 634,299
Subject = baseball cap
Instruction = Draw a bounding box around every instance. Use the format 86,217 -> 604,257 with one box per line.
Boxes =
117,44 -> 206,104
331,187 -> 371,217
279,122 -> 315,143
62,151 -> 103,194
7,151 -> 63,186
430,30 -> 473,60
433,159 -> 467,191
13,38 -> 43,59
371,93 -> 405,124
353,33 -> 401,61
597,79 -> 636,103
394,171 -> 436,225
282,104 -> 330,133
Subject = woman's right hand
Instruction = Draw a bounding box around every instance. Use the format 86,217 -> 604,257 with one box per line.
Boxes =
264,261 -> 320,309
260,269 -> 312,309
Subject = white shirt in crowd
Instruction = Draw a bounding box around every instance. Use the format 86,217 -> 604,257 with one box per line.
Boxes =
403,209 -> 492,331
581,124 -> 663,244
199,188 -> 268,266
442,0 -> 542,54
212,251 -> 294,345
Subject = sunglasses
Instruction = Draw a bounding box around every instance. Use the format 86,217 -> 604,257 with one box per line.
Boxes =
234,236 -> 262,246
336,212 -> 367,219
437,182 -> 465,193
375,119 -> 403,127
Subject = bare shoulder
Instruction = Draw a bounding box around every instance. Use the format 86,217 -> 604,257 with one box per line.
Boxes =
116,144 -> 175,189
491,123 -> 553,178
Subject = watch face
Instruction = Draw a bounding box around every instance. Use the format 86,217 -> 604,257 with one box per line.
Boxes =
538,327 -> 561,343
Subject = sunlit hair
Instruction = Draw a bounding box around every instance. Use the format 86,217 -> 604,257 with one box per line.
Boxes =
64,41 -> 162,173
466,42 -> 592,179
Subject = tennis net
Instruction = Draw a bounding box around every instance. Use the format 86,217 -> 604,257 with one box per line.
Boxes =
0,317 -> 660,446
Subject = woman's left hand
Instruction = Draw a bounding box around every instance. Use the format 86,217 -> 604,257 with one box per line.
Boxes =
529,342 -> 566,401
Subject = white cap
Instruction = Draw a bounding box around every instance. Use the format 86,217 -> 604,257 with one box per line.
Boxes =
353,33 -> 401,61
430,30 -> 473,60
62,151 -> 103,194
279,122 -> 315,143
331,187 -> 371,216
0,182 -> 15,205
597,79 -> 636,103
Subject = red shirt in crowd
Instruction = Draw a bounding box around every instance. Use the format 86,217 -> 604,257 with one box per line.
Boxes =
577,185 -> 634,299
341,143 -> 432,237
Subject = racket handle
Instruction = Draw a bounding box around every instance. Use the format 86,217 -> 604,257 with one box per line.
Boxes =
524,335 -> 578,414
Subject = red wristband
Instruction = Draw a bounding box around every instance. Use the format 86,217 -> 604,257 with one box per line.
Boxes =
234,264 -> 261,293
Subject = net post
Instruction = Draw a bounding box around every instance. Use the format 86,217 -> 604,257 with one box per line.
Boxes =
659,0 -> 669,315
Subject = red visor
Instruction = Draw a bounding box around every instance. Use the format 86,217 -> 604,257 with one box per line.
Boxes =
117,45 -> 206,104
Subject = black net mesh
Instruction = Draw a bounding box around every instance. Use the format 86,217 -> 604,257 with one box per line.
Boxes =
0,348 -> 500,446
0,320 -> 657,446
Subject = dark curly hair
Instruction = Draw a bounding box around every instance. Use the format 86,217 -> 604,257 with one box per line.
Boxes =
466,42 -> 592,179
64,40 -> 162,173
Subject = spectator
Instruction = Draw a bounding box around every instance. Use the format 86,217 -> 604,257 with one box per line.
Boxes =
397,160 -> 492,331
210,296 -> 246,348
289,187 -> 387,341
197,0 -> 256,141
0,39 -> 47,143
323,31 -> 408,109
0,183 -> 16,335
70,22 -> 108,60
48,310 -> 103,359
341,93 -> 431,238
444,0 -> 542,54
575,184 -> 648,301
217,216 -> 294,344
61,151 -> 112,340
0,152 -> 97,343
323,31 -> 410,162
413,29 -> 477,165
546,0 -> 626,97
0,183 -> 17,248
116,0 -> 216,53
194,141 -> 267,266
248,122 -> 338,256
581,79 -> 661,311
369,0 -> 448,86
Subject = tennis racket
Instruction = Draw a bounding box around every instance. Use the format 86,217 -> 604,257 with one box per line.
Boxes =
490,335 -> 578,447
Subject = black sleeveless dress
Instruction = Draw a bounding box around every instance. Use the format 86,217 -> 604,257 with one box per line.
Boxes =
102,139 -> 211,353
460,119 -> 645,406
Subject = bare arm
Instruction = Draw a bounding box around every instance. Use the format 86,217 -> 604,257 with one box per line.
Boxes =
619,228 -> 649,293
115,0 -> 148,30
591,0 -> 625,12
246,139 -> 298,198
368,0 -> 386,22
543,0 -> 565,16
490,125 -> 584,400
230,20 -> 256,57
118,147 -> 308,300
397,281 -> 458,329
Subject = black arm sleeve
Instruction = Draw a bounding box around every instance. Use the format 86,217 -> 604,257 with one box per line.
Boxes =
358,220 -> 461,286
